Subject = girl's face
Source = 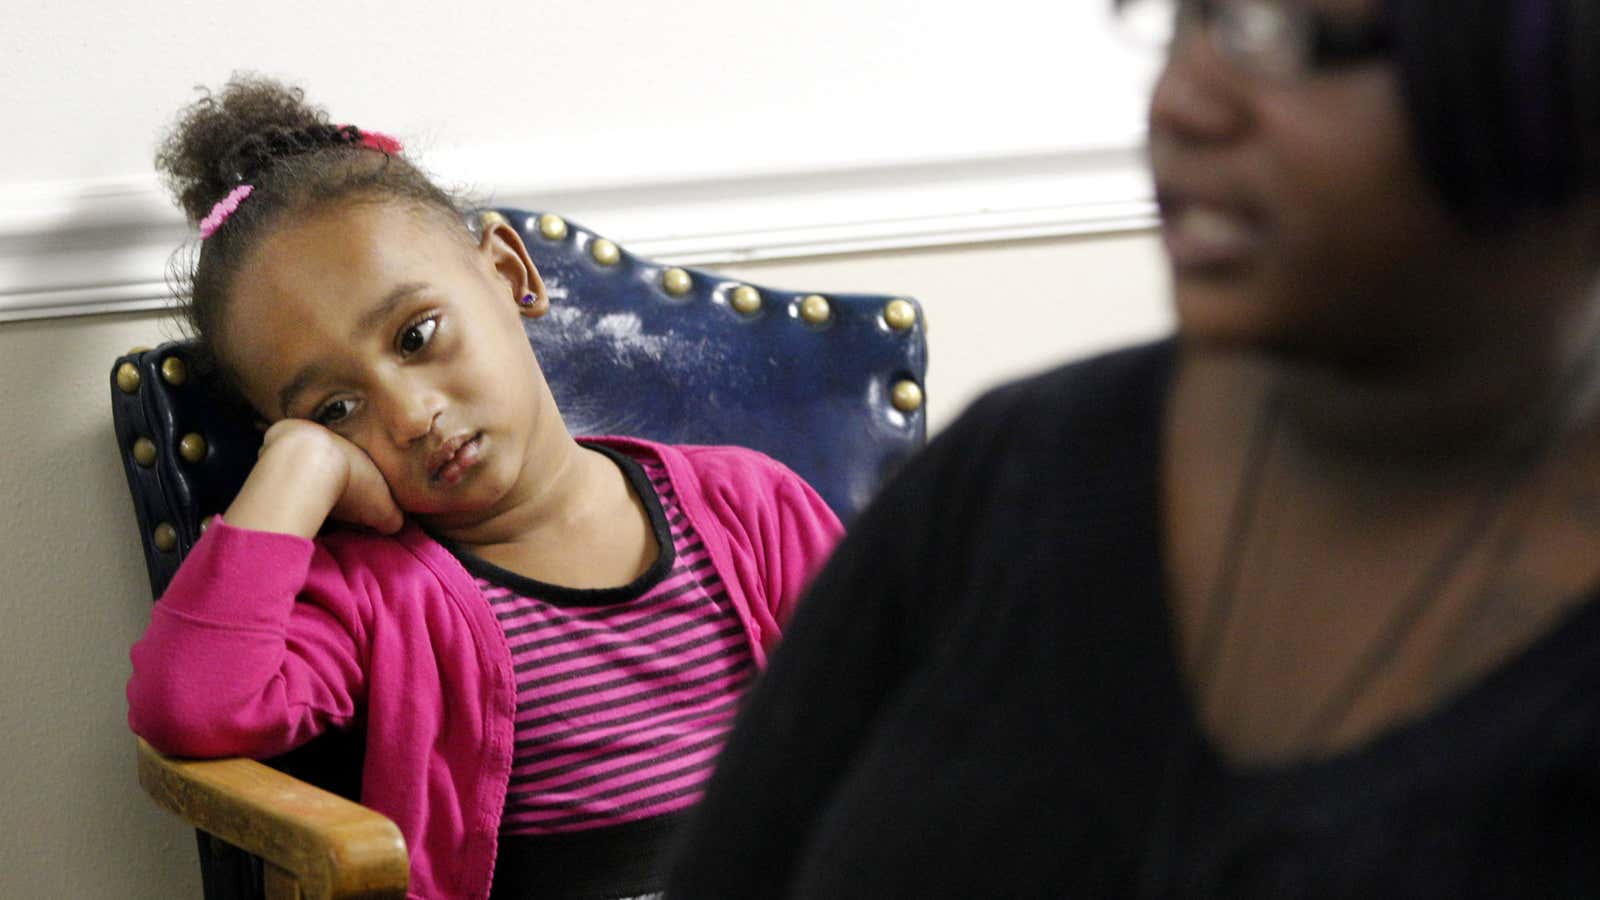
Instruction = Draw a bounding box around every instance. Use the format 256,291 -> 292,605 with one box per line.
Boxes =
1149,0 -> 1587,368
219,201 -> 559,523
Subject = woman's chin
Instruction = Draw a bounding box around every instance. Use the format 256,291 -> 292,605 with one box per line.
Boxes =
1171,277 -> 1280,349
1170,271 -> 1355,361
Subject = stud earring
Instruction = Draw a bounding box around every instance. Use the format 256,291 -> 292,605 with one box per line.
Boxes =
517,293 -> 536,307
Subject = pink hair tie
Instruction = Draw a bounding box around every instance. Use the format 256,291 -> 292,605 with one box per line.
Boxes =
198,184 -> 255,239
355,129 -> 403,155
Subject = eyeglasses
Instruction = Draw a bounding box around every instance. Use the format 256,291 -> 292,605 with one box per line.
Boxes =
1115,0 -> 1391,82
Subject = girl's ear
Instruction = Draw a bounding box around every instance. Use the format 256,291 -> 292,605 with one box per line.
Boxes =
477,213 -> 549,318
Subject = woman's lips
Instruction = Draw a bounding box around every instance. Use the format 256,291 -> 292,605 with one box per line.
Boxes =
430,433 -> 483,485
1160,201 -> 1266,272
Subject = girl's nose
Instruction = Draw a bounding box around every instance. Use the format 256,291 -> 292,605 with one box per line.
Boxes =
1148,28 -> 1252,144
382,386 -> 441,448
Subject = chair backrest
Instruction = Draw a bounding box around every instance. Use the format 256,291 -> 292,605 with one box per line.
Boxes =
111,207 -> 927,600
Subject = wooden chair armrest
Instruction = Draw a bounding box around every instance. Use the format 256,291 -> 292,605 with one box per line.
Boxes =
136,737 -> 408,900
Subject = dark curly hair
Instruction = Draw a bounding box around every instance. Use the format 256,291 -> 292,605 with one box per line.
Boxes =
156,74 -> 470,400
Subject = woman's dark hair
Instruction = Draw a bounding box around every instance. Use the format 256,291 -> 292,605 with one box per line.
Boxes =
156,74 -> 469,397
1382,0 -> 1600,225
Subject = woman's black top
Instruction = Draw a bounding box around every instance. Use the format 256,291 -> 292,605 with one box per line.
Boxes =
665,340 -> 1600,899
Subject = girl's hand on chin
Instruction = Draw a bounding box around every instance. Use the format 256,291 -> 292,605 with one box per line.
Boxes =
224,420 -> 405,538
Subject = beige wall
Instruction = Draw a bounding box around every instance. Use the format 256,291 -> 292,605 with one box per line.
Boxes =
0,230 -> 1169,898
0,311 -> 203,897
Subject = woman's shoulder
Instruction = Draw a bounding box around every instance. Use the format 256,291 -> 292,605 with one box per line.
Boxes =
966,338 -> 1175,429
928,338 -> 1176,471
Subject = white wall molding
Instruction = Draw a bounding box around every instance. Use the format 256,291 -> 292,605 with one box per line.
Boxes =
0,141 -> 1155,324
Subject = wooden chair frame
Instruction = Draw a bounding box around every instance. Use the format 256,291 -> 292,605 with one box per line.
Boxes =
137,739 -> 408,899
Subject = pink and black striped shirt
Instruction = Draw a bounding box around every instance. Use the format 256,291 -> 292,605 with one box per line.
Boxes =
452,445 -> 757,837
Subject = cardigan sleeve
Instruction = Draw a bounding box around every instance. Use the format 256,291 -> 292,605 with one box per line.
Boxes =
756,460 -> 845,627
126,517 -> 370,759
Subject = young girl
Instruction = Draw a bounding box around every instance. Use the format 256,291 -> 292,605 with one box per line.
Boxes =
125,75 -> 842,900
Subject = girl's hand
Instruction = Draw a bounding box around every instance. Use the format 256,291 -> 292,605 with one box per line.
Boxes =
222,420 -> 404,538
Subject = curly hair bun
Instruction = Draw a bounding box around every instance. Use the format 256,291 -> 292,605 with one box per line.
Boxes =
155,75 -> 331,226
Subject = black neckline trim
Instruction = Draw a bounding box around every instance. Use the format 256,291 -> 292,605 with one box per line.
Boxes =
444,444 -> 677,608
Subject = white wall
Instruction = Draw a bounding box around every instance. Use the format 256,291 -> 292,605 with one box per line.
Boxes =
0,1 -> 1174,897
0,0 -> 1163,322
1,0 -> 1157,188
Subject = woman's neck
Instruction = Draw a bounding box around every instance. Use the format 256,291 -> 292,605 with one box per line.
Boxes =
1253,208 -> 1600,476
1204,309 -> 1600,486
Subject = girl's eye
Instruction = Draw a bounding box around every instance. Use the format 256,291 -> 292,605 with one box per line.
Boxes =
398,316 -> 438,355
313,398 -> 356,426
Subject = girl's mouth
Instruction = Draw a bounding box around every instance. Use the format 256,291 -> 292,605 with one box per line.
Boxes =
429,432 -> 483,485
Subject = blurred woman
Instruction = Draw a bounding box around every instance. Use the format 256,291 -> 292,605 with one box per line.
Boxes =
667,0 -> 1600,896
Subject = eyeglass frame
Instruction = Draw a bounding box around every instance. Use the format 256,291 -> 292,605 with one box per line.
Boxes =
1117,0 -> 1392,81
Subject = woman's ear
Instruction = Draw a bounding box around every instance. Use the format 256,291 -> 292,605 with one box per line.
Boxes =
477,213 -> 549,318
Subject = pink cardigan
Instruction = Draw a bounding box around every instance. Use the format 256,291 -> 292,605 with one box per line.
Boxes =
127,438 -> 843,900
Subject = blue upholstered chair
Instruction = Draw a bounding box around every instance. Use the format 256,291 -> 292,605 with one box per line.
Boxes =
112,208 -> 928,899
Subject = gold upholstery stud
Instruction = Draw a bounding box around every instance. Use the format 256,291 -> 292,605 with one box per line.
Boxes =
478,210 -> 508,233
591,239 -> 621,266
179,433 -> 207,464
800,294 -> 832,325
883,299 -> 917,332
116,362 -> 142,394
891,380 -> 924,413
199,516 -> 211,535
662,268 -> 692,296
127,345 -> 152,356
537,213 -> 569,241
132,437 -> 158,468
153,523 -> 178,553
161,357 -> 188,386
730,285 -> 762,315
